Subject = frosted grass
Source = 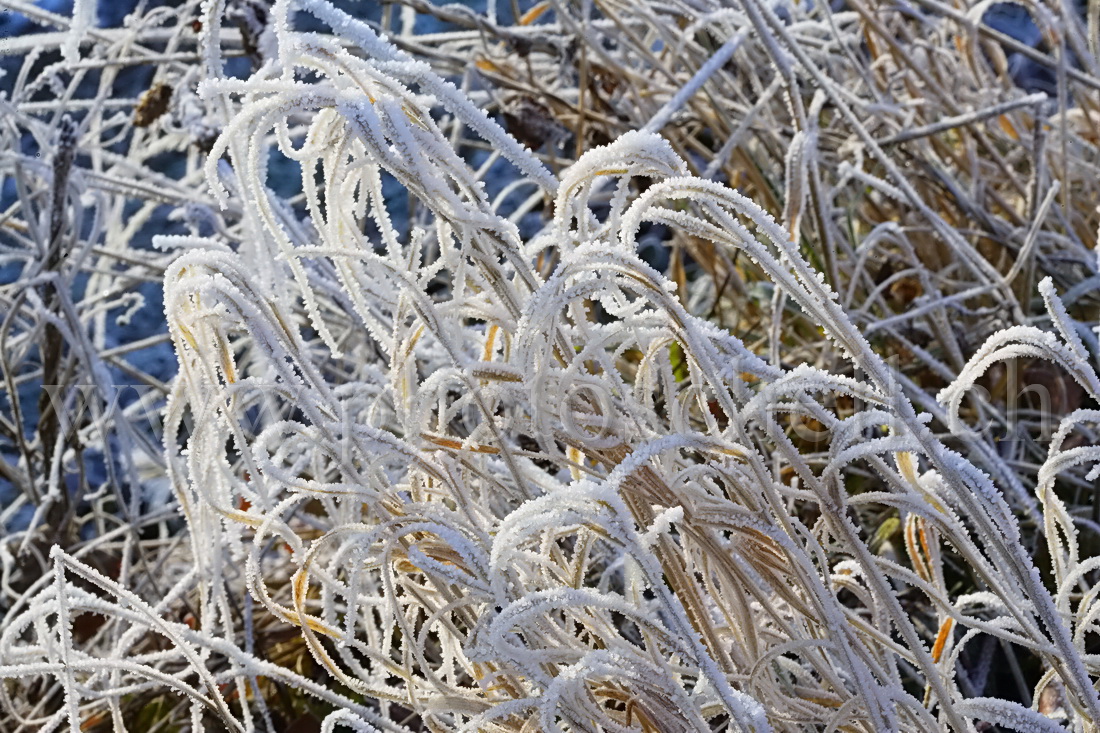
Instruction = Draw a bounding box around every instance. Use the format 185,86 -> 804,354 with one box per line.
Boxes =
3,0 -> 1100,730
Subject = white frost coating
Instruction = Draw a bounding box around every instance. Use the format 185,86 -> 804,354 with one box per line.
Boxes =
954,698 -> 1066,733
62,0 -> 95,64
640,504 -> 683,548
643,30 -> 749,134
294,0 -> 558,192
6,1 -> 1100,731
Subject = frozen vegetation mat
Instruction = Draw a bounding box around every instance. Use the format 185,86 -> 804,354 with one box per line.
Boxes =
4,0 -> 1100,730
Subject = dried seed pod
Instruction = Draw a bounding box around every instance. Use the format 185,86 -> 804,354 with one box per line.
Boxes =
132,83 -> 173,127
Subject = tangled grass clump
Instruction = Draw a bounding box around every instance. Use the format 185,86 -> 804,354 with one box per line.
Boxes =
4,0 -> 1100,731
